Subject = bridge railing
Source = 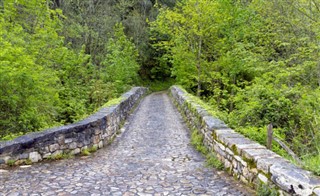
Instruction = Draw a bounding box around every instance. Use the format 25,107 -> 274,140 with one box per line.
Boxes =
0,87 -> 148,166
170,85 -> 320,196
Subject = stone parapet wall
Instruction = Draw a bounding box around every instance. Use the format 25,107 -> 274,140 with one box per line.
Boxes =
0,87 -> 148,166
170,85 -> 320,196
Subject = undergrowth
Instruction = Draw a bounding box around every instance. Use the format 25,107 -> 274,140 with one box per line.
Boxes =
143,79 -> 175,92
189,126 -> 224,170
257,182 -> 278,196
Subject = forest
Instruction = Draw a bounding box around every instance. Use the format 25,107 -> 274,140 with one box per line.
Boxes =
0,0 -> 319,175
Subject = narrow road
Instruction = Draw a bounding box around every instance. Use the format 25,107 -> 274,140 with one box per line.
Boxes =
0,92 -> 253,196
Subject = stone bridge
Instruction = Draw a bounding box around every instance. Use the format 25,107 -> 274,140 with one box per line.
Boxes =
0,86 -> 319,195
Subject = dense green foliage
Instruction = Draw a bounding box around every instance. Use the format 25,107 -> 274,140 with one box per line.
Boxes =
151,0 -> 320,174
0,0 -> 151,139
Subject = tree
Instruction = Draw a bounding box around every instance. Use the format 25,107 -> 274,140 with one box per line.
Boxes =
0,0 -> 62,137
151,0 -> 218,96
102,23 -> 140,93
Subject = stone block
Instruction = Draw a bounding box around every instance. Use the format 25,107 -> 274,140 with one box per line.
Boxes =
98,141 -> 103,149
29,152 -> 41,163
94,129 -> 102,135
49,144 -> 60,152
71,148 -> 80,155
57,135 -> 65,145
313,187 -> 320,196
270,163 -> 320,196
43,153 -> 51,159
52,150 -> 63,156
92,135 -> 100,144
242,148 -> 279,163
223,137 -> 256,150
234,155 -> 247,167
216,142 -> 226,151
258,173 -> 269,184
44,146 -> 50,153
214,144 -> 226,157
69,142 -> 77,150
256,156 -> 288,174
203,116 -> 228,130
224,159 -> 232,169
242,167 -> 250,179
214,128 -> 235,141
226,148 -> 234,156
81,146 -> 88,151
14,160 -> 25,165
240,175 -> 249,184
232,159 -> 238,168
3,156 -> 11,163
235,143 -> 266,156
60,144 -> 68,150
64,138 -> 73,144
19,153 -> 29,160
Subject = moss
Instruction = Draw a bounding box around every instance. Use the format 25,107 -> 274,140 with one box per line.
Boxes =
256,170 -> 272,181
243,156 -> 257,169
212,132 -> 218,141
46,152 -> 74,160
206,153 -> 224,170
88,145 -> 98,153
190,127 -> 209,155
7,159 -> 15,167
231,144 -> 239,156
256,182 -> 279,196
24,159 -> 32,165
81,149 -> 91,156
103,97 -> 124,108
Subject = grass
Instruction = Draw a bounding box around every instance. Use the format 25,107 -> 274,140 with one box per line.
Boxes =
88,145 -> 98,153
46,152 -> 74,160
190,128 -> 224,170
24,159 -> 32,165
190,129 -> 208,155
302,154 -> 320,176
81,148 -> 91,156
7,159 -> 15,167
0,132 -> 25,141
81,145 -> 98,156
206,153 -> 224,170
256,182 -> 278,196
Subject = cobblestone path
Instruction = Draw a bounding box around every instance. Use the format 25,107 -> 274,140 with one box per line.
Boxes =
0,92 -> 254,196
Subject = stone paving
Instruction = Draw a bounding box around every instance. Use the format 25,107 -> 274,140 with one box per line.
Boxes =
0,92 -> 254,196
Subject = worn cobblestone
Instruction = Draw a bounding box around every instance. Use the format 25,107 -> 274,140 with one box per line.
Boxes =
0,92 -> 253,195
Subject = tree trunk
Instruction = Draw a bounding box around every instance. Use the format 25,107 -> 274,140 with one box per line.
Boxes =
197,62 -> 201,97
196,38 -> 202,97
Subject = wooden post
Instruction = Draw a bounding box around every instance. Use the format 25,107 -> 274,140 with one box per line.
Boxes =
267,123 -> 273,149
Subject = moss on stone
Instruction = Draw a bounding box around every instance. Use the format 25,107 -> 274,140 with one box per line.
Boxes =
103,97 -> 124,108
256,181 -> 279,196
231,144 -> 239,156
243,156 -> 257,169
7,159 -> 15,167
